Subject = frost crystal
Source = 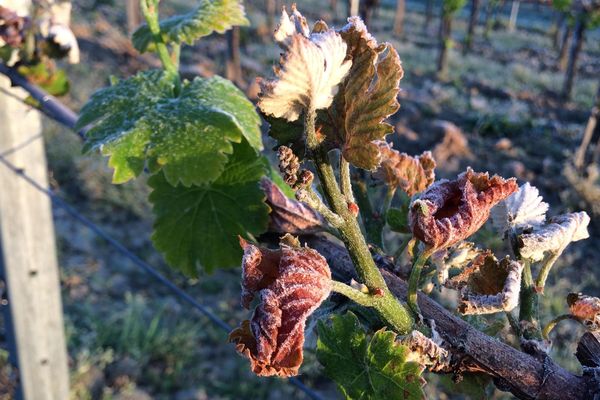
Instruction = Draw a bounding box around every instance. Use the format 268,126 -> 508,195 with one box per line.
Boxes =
258,7 -> 352,121
230,238 -> 331,377
491,182 -> 549,235
518,211 -> 590,261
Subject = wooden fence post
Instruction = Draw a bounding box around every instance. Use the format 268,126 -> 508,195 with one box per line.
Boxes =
0,8 -> 70,397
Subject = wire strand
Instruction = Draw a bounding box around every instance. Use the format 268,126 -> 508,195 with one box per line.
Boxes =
0,153 -> 324,400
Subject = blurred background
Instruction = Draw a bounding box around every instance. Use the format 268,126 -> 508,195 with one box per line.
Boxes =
1,0 -> 599,398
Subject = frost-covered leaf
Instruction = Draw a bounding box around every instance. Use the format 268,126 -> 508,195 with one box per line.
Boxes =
400,330 -> 450,373
431,242 -> 482,288
77,70 -> 262,186
491,182 -> 549,235
149,142 -> 269,276
132,0 -> 248,53
260,178 -> 326,234
568,293 -> 600,331
446,253 -> 523,315
410,168 -> 517,251
320,18 -> 403,170
230,237 -> 331,377
518,211 -> 590,262
258,28 -> 351,121
317,312 -> 425,400
374,141 -> 436,196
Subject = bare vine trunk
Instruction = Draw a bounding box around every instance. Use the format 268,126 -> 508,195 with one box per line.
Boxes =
558,22 -> 573,71
575,81 -> 600,169
508,0 -> 520,32
464,0 -> 480,53
562,16 -> 586,100
424,0 -> 434,33
126,0 -> 141,35
226,27 -> 244,89
437,12 -> 452,79
266,0 -> 276,32
359,0 -> 378,27
551,12 -> 565,51
393,0 -> 405,36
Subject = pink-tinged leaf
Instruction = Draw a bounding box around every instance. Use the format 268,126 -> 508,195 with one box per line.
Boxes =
409,168 -> 517,251
261,178 -> 326,235
230,238 -> 331,377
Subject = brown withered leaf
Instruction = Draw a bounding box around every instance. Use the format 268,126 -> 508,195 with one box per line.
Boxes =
409,168 -> 517,251
568,293 -> 600,331
230,238 -> 331,377
373,141 -> 436,196
319,17 -> 403,170
448,254 -> 523,315
260,178 -> 325,234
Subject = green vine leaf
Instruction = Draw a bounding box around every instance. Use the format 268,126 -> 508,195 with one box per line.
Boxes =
132,0 -> 249,53
149,142 -> 269,276
387,206 -> 410,234
317,312 -> 425,400
77,70 -> 262,186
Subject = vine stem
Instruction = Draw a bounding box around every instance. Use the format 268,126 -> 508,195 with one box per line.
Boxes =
407,246 -> 434,317
519,260 -> 542,340
542,314 -> 580,340
381,187 -> 396,217
339,154 -> 355,204
303,107 -> 413,334
140,0 -> 179,79
535,252 -> 560,293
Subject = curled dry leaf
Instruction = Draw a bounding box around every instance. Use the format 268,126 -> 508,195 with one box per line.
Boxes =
568,293 -> 600,331
409,168 -> 517,251
260,178 -> 325,235
491,182 -> 549,236
319,17 -> 403,170
0,6 -> 28,48
518,211 -> 590,262
431,241 -> 482,288
401,330 -> 451,372
373,141 -> 436,196
446,252 -> 523,315
258,7 -> 351,121
230,237 -> 331,377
